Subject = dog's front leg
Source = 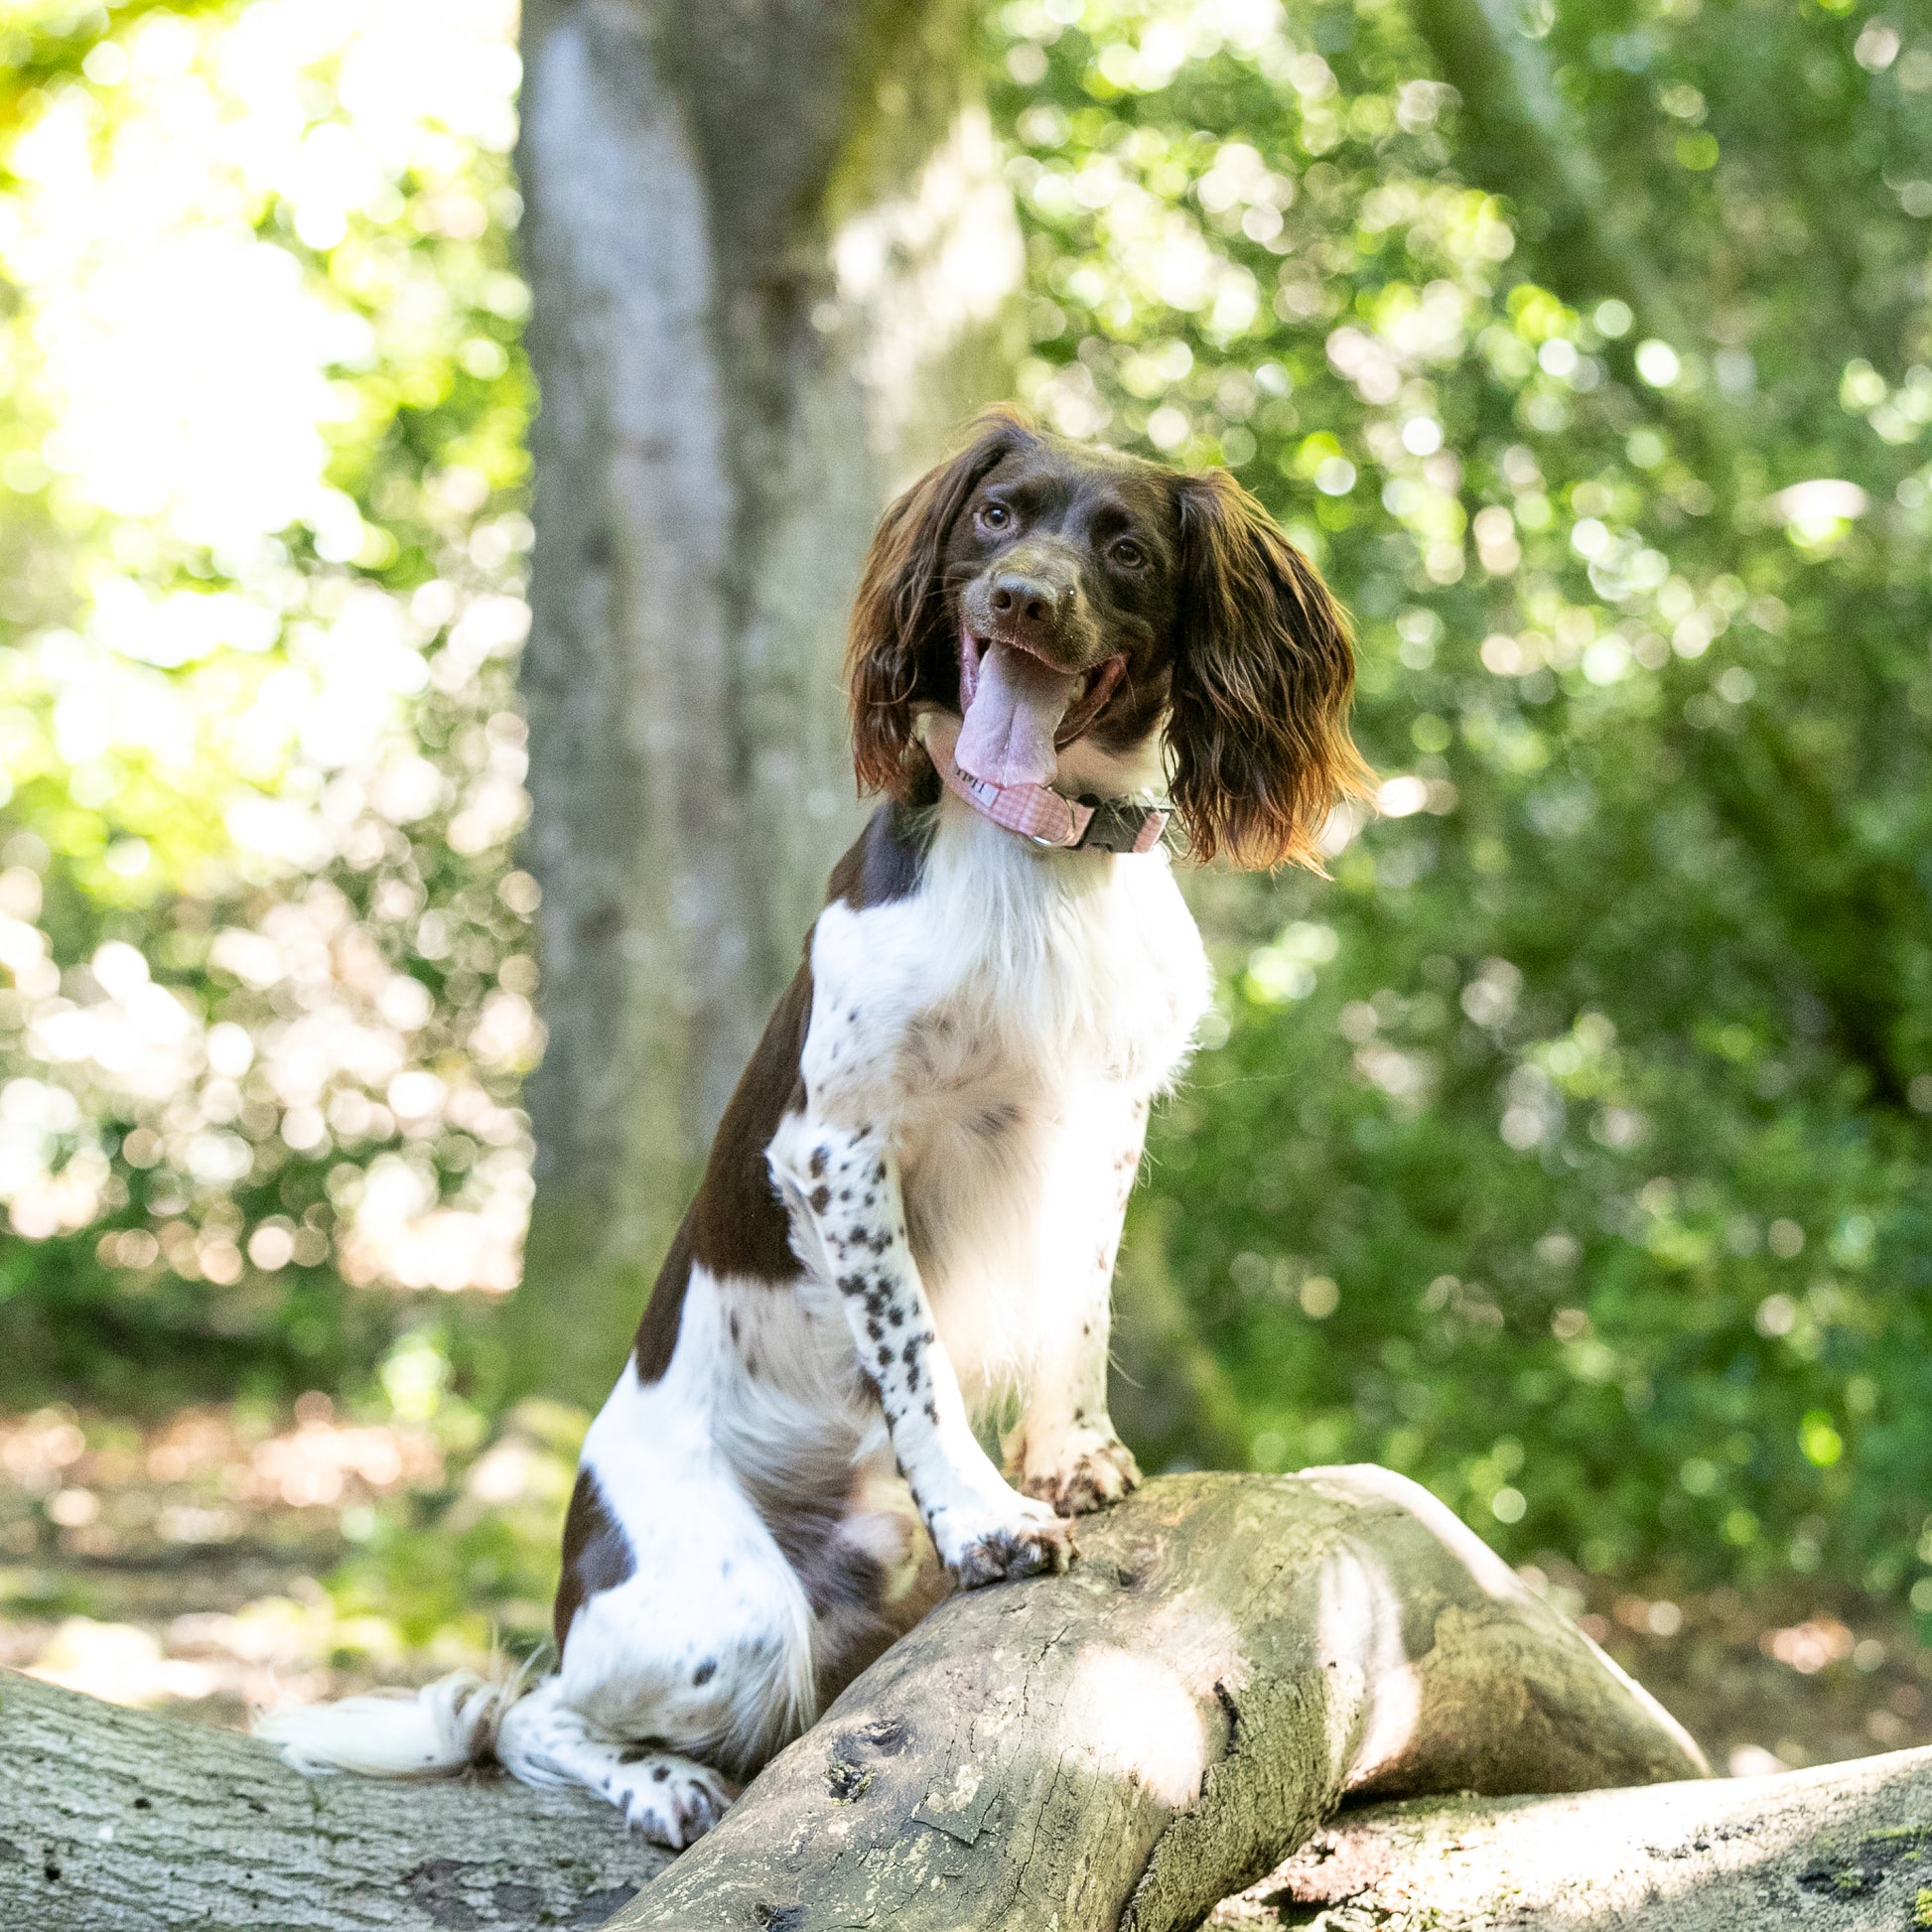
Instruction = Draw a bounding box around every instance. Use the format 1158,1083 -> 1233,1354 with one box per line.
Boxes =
1006,1280 -> 1143,1519
775,1120 -> 1071,1587
1005,1095 -> 1145,1516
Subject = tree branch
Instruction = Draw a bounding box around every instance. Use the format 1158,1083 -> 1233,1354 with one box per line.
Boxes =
1406,0 -> 1695,352
1212,1745 -> 1932,1930
0,1668 -> 671,1930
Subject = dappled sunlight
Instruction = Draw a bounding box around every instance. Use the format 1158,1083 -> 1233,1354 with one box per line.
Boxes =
6,0 -> 516,558
0,0 -> 537,1321
992,0 -> 1932,1668
6,871 -> 535,1291
834,103 -> 1024,450
0,0 -> 1923,1836
1062,1644 -> 1209,1809
0,1399 -> 444,1559
1219,1756 -> 1932,1929
0,1391 -> 580,1719
1047,1589 -> 1255,1808
1312,1535 -> 1420,1786
26,1616 -> 220,1707
1308,1463 -> 1522,1604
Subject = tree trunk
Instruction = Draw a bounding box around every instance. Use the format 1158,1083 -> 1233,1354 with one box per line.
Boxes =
0,1468 -> 1705,1932
508,0 -> 1022,1403
1211,1746 -> 1932,1930
1404,0 -> 1695,348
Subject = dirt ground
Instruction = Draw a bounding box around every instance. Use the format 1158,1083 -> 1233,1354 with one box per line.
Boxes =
3,1400 -> 1927,1781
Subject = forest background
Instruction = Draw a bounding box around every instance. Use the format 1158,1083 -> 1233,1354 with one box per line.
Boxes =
0,0 -> 1928,1776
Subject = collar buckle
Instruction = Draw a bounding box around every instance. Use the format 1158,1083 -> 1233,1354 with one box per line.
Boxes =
1072,795 -> 1170,855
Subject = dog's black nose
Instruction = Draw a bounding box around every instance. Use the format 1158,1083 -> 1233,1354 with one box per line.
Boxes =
988,572 -> 1060,640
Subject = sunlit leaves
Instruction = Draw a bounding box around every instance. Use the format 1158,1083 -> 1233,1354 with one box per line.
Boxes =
0,0 -> 535,1383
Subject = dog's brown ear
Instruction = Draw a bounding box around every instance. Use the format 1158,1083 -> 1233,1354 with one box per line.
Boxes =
847,405 -> 1037,798
1168,470 -> 1375,870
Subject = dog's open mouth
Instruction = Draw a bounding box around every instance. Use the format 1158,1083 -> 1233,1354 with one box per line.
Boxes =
955,631 -> 1125,787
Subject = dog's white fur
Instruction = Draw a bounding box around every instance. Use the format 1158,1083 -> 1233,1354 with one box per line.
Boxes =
257,771 -> 1210,1845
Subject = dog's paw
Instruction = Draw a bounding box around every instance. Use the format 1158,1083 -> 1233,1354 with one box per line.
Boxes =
1020,1424 -> 1142,1518
605,1751 -> 737,1848
933,1491 -> 1074,1588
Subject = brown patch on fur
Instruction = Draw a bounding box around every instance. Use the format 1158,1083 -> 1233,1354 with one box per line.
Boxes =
629,962 -> 826,1375
631,1208 -> 696,1383
553,1463 -> 633,1652
765,1501 -> 888,1624
629,806 -> 931,1373
1169,468 -> 1375,870
629,960 -> 818,1387
759,1493 -> 952,1704
826,798 -> 934,911
688,964 -> 817,1285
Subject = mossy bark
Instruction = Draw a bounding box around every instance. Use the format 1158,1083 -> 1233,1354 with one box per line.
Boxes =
0,1469 -> 1727,1932
1213,1746 -> 1932,1930
0,1668 -> 671,1930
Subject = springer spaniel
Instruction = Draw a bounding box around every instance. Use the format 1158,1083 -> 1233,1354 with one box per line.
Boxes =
259,406 -> 1369,1845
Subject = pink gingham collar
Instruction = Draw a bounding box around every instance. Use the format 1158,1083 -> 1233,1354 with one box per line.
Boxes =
922,711 -> 1170,855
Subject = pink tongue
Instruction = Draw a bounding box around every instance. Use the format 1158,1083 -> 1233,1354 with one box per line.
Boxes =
954,644 -> 1078,787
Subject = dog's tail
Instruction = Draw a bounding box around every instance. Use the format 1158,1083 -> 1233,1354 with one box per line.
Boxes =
253,1668 -> 525,1778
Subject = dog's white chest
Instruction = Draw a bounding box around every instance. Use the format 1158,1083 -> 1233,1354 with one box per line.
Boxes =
806,804 -> 1210,1119
801,804 -> 1210,1396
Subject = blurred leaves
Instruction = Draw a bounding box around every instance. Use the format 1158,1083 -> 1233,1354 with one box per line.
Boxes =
990,0 -> 1932,1615
0,0 -> 535,1399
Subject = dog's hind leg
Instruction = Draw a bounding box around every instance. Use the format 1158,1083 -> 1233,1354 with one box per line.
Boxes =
495,1677 -> 736,1847
520,1297 -> 820,1842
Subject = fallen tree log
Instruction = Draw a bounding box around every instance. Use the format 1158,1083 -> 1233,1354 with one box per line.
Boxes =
1212,1744 -> 1932,1930
605,1467 -> 1703,1931
1,1467 -> 1709,1931
0,1667 -> 673,1930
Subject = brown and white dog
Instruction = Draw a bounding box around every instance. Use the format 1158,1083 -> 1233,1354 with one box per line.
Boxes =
258,406 -> 1370,1845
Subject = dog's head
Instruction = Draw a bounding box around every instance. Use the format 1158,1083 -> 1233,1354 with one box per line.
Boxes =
847,405 -> 1372,869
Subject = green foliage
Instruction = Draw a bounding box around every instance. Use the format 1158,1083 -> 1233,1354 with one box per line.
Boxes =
0,0 -> 534,1403
324,1374 -> 577,1658
990,0 -> 1932,1612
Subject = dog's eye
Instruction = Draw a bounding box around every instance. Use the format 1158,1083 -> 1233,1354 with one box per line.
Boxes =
1111,537 -> 1146,569
978,502 -> 1011,531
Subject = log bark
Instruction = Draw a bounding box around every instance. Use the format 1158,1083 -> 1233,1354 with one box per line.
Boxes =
0,1468 -> 1710,1931
0,1668 -> 672,1930
508,0 -> 1023,1403
1211,1746 -> 1932,1930
605,1467 -> 1703,1932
